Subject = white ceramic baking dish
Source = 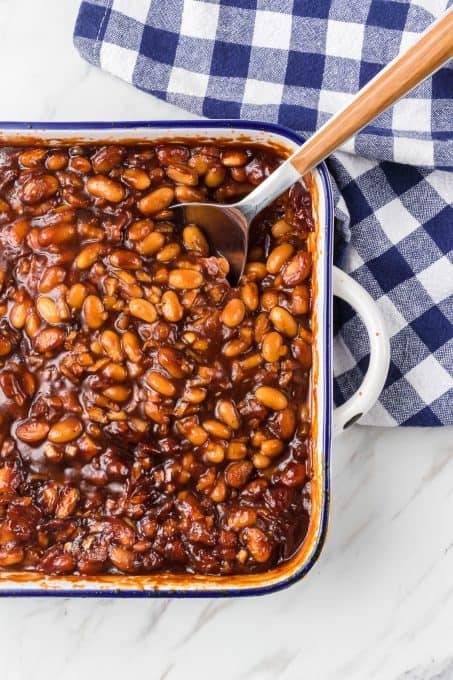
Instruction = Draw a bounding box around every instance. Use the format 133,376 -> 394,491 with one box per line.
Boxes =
0,121 -> 389,596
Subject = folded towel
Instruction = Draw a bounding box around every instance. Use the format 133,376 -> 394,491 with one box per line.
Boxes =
74,0 -> 453,426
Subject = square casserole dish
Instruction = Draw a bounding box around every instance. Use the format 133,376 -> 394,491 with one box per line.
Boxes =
0,121 -> 333,597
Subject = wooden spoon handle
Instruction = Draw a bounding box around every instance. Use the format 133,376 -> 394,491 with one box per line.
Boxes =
289,7 -> 453,175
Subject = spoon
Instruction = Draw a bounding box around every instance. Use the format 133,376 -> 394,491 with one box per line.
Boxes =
175,7 -> 453,285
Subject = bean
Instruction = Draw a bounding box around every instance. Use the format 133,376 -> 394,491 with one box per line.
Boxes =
122,167 -> 151,190
271,219 -> 291,238
37,297 -> 60,325
111,250 -> 142,270
34,327 -> 65,353
261,439 -> 284,457
144,401 -> 168,425
280,462 -> 306,487
22,372 -> 36,397
48,416 -> 83,443
166,163 -> 198,186
22,174 -> 59,204
234,167 -> 250,183
157,144 -> 189,166
103,385 -> 131,402
226,441 -> 247,460
254,453 -> 272,469
228,508 -> 257,530
240,353 -> 262,370
291,338 -> 312,369
116,269 -> 138,286
100,330 -> 123,362
216,399 -> 241,430
184,425 -> 208,447
275,407 -> 296,440
221,149 -> 248,167
244,527 -> 272,563
38,224 -> 76,246
86,175 -> 125,203
291,284 -> 310,315
0,547 -> 24,567
137,231 -> 166,256
0,337 -> 12,356
209,477 -> 227,503
138,186 -> 174,215
63,190 -> 89,209
282,251 -> 312,286
240,281 -> 259,311
16,420 -> 49,443
10,300 -> 31,329
299,403 -> 310,423
158,348 -> 185,379
76,243 -> 101,270
270,306 -> 298,337
261,289 -> 278,311
168,269 -> 203,290
221,298 -> 246,328
19,148 -> 46,168
254,312 -> 270,343
146,371 -> 176,397
225,461 -> 253,488
204,165 -> 226,188
103,363 -> 127,382
122,331 -> 142,363
156,243 -> 181,262
203,419 -> 231,439
129,298 -> 157,323
39,266 -> 66,293
251,430 -> 266,446
46,150 -> 68,171
203,443 -> 225,464
152,210 -> 172,223
8,218 -> 29,245
174,185 -> 205,202
83,295 -> 106,330
109,545 -> 135,573
189,154 -> 209,175
266,243 -> 294,274
222,338 -> 250,358
244,262 -> 267,280
261,331 -> 283,362
299,326 -> 312,344
70,156 -> 92,174
55,487 -> 80,519
92,145 -> 124,173
67,283 -> 87,309
161,290 -> 183,322
184,387 -> 207,404
255,386 -> 288,410
128,218 -> 153,241
182,225 -> 209,256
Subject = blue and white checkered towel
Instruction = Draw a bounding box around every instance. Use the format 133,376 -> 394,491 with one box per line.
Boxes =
74,0 -> 453,426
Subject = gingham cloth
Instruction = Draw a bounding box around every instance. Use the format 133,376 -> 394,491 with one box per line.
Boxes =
74,0 -> 453,426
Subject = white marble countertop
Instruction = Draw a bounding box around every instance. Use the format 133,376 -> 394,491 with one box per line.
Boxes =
1,2 -> 452,679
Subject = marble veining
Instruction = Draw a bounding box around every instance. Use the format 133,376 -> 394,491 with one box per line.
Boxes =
0,1 -> 452,678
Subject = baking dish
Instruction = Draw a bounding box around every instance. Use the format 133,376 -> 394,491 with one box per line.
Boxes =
0,120 -> 389,597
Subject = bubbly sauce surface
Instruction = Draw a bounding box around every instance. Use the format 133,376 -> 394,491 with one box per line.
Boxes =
0,141 -> 314,576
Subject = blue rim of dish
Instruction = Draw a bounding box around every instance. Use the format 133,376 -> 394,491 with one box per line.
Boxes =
0,120 -> 333,597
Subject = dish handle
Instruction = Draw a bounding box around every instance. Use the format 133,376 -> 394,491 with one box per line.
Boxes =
332,266 -> 390,437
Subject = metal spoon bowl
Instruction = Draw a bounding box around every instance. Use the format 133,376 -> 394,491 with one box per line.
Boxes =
173,162 -> 300,284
